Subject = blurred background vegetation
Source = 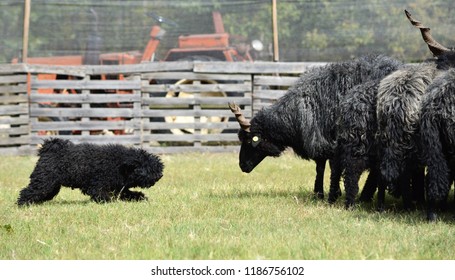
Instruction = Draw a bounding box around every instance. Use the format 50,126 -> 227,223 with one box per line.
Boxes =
1,0 -> 454,63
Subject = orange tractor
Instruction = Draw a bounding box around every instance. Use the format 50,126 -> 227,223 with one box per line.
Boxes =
16,10 -> 258,66
16,10 -> 261,135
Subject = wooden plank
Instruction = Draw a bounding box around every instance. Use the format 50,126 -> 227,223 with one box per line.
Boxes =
0,84 -> 28,94
142,109 -> 250,118
24,61 -> 194,76
25,64 -> 86,77
0,64 -> 27,74
0,105 -> 29,115
0,146 -> 32,156
30,108 -> 138,118
0,95 -> 29,104
194,61 -> 327,74
31,135 -> 141,145
253,102 -> 274,112
5,61 -> 312,77
0,136 -> 30,146
144,145 -> 239,154
88,61 -> 194,75
254,75 -> 299,86
30,93 -> 141,103
253,90 -> 286,99
1,126 -> 29,135
0,116 -> 29,125
143,133 -> 238,142
0,75 -> 28,84
144,121 -> 240,130
31,120 -> 140,131
31,80 -> 141,90
141,72 -> 251,81
142,83 -> 251,93
143,96 -> 251,106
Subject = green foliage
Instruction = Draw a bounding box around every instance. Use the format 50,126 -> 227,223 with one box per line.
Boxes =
1,153 -> 455,260
3,0 -> 455,63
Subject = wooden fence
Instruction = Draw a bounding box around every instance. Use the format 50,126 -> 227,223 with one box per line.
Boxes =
0,61 -> 324,155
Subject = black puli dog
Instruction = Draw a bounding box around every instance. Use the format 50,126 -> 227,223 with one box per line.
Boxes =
17,138 -> 164,206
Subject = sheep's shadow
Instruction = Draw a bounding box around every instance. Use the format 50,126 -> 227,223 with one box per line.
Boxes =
208,188 -> 320,203
209,189 -> 455,224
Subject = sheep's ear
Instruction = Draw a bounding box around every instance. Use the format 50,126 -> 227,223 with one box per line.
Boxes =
251,135 -> 261,148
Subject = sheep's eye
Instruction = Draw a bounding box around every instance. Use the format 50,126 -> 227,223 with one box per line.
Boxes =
250,135 -> 261,147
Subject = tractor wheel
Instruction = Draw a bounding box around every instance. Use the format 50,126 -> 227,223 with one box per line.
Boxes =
164,78 -> 227,135
151,55 -> 230,136
36,104 -> 71,136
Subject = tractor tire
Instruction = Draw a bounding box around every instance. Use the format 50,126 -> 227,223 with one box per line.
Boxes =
149,55 -> 227,136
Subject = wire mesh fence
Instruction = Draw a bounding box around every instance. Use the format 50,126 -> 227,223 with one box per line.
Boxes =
2,0 -> 455,65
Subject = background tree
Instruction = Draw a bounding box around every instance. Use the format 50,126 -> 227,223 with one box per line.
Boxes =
1,0 -> 455,63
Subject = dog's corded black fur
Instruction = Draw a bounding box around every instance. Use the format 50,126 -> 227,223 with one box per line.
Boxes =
17,138 -> 164,206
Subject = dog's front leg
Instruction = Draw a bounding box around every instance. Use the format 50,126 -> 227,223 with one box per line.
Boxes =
119,189 -> 147,201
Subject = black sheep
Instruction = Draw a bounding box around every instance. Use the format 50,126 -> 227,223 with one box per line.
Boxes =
372,10 -> 455,214
230,54 -> 402,207
419,66 -> 455,221
336,79 -> 386,209
375,63 -> 439,210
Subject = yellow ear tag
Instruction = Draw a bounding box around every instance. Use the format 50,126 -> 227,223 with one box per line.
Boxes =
252,136 -> 259,142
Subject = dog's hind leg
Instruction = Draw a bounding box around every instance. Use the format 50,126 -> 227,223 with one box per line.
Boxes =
17,180 -> 61,206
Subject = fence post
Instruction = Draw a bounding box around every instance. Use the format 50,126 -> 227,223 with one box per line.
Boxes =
140,73 -> 150,148
22,0 -> 31,63
132,74 -> 142,147
81,74 -> 90,136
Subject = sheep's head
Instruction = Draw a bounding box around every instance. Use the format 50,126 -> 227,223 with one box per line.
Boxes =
405,9 -> 453,57
229,103 -> 282,173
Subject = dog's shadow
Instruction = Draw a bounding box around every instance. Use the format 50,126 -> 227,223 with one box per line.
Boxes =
42,200 -> 92,206
42,197 -> 150,206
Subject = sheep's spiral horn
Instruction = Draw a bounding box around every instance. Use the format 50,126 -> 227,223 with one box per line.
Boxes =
228,103 -> 251,132
405,9 -> 451,56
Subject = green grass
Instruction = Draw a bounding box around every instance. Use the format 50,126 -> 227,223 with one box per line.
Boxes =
1,152 -> 455,260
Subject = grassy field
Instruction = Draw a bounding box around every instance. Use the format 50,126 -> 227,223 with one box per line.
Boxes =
1,152 -> 454,260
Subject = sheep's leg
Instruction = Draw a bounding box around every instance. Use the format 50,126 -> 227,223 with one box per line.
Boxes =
426,199 -> 438,222
411,166 -> 425,206
376,178 -> 387,212
342,160 -> 362,208
328,157 -> 342,204
359,167 -> 379,202
313,158 -> 326,199
399,172 -> 413,211
426,161 -> 450,221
